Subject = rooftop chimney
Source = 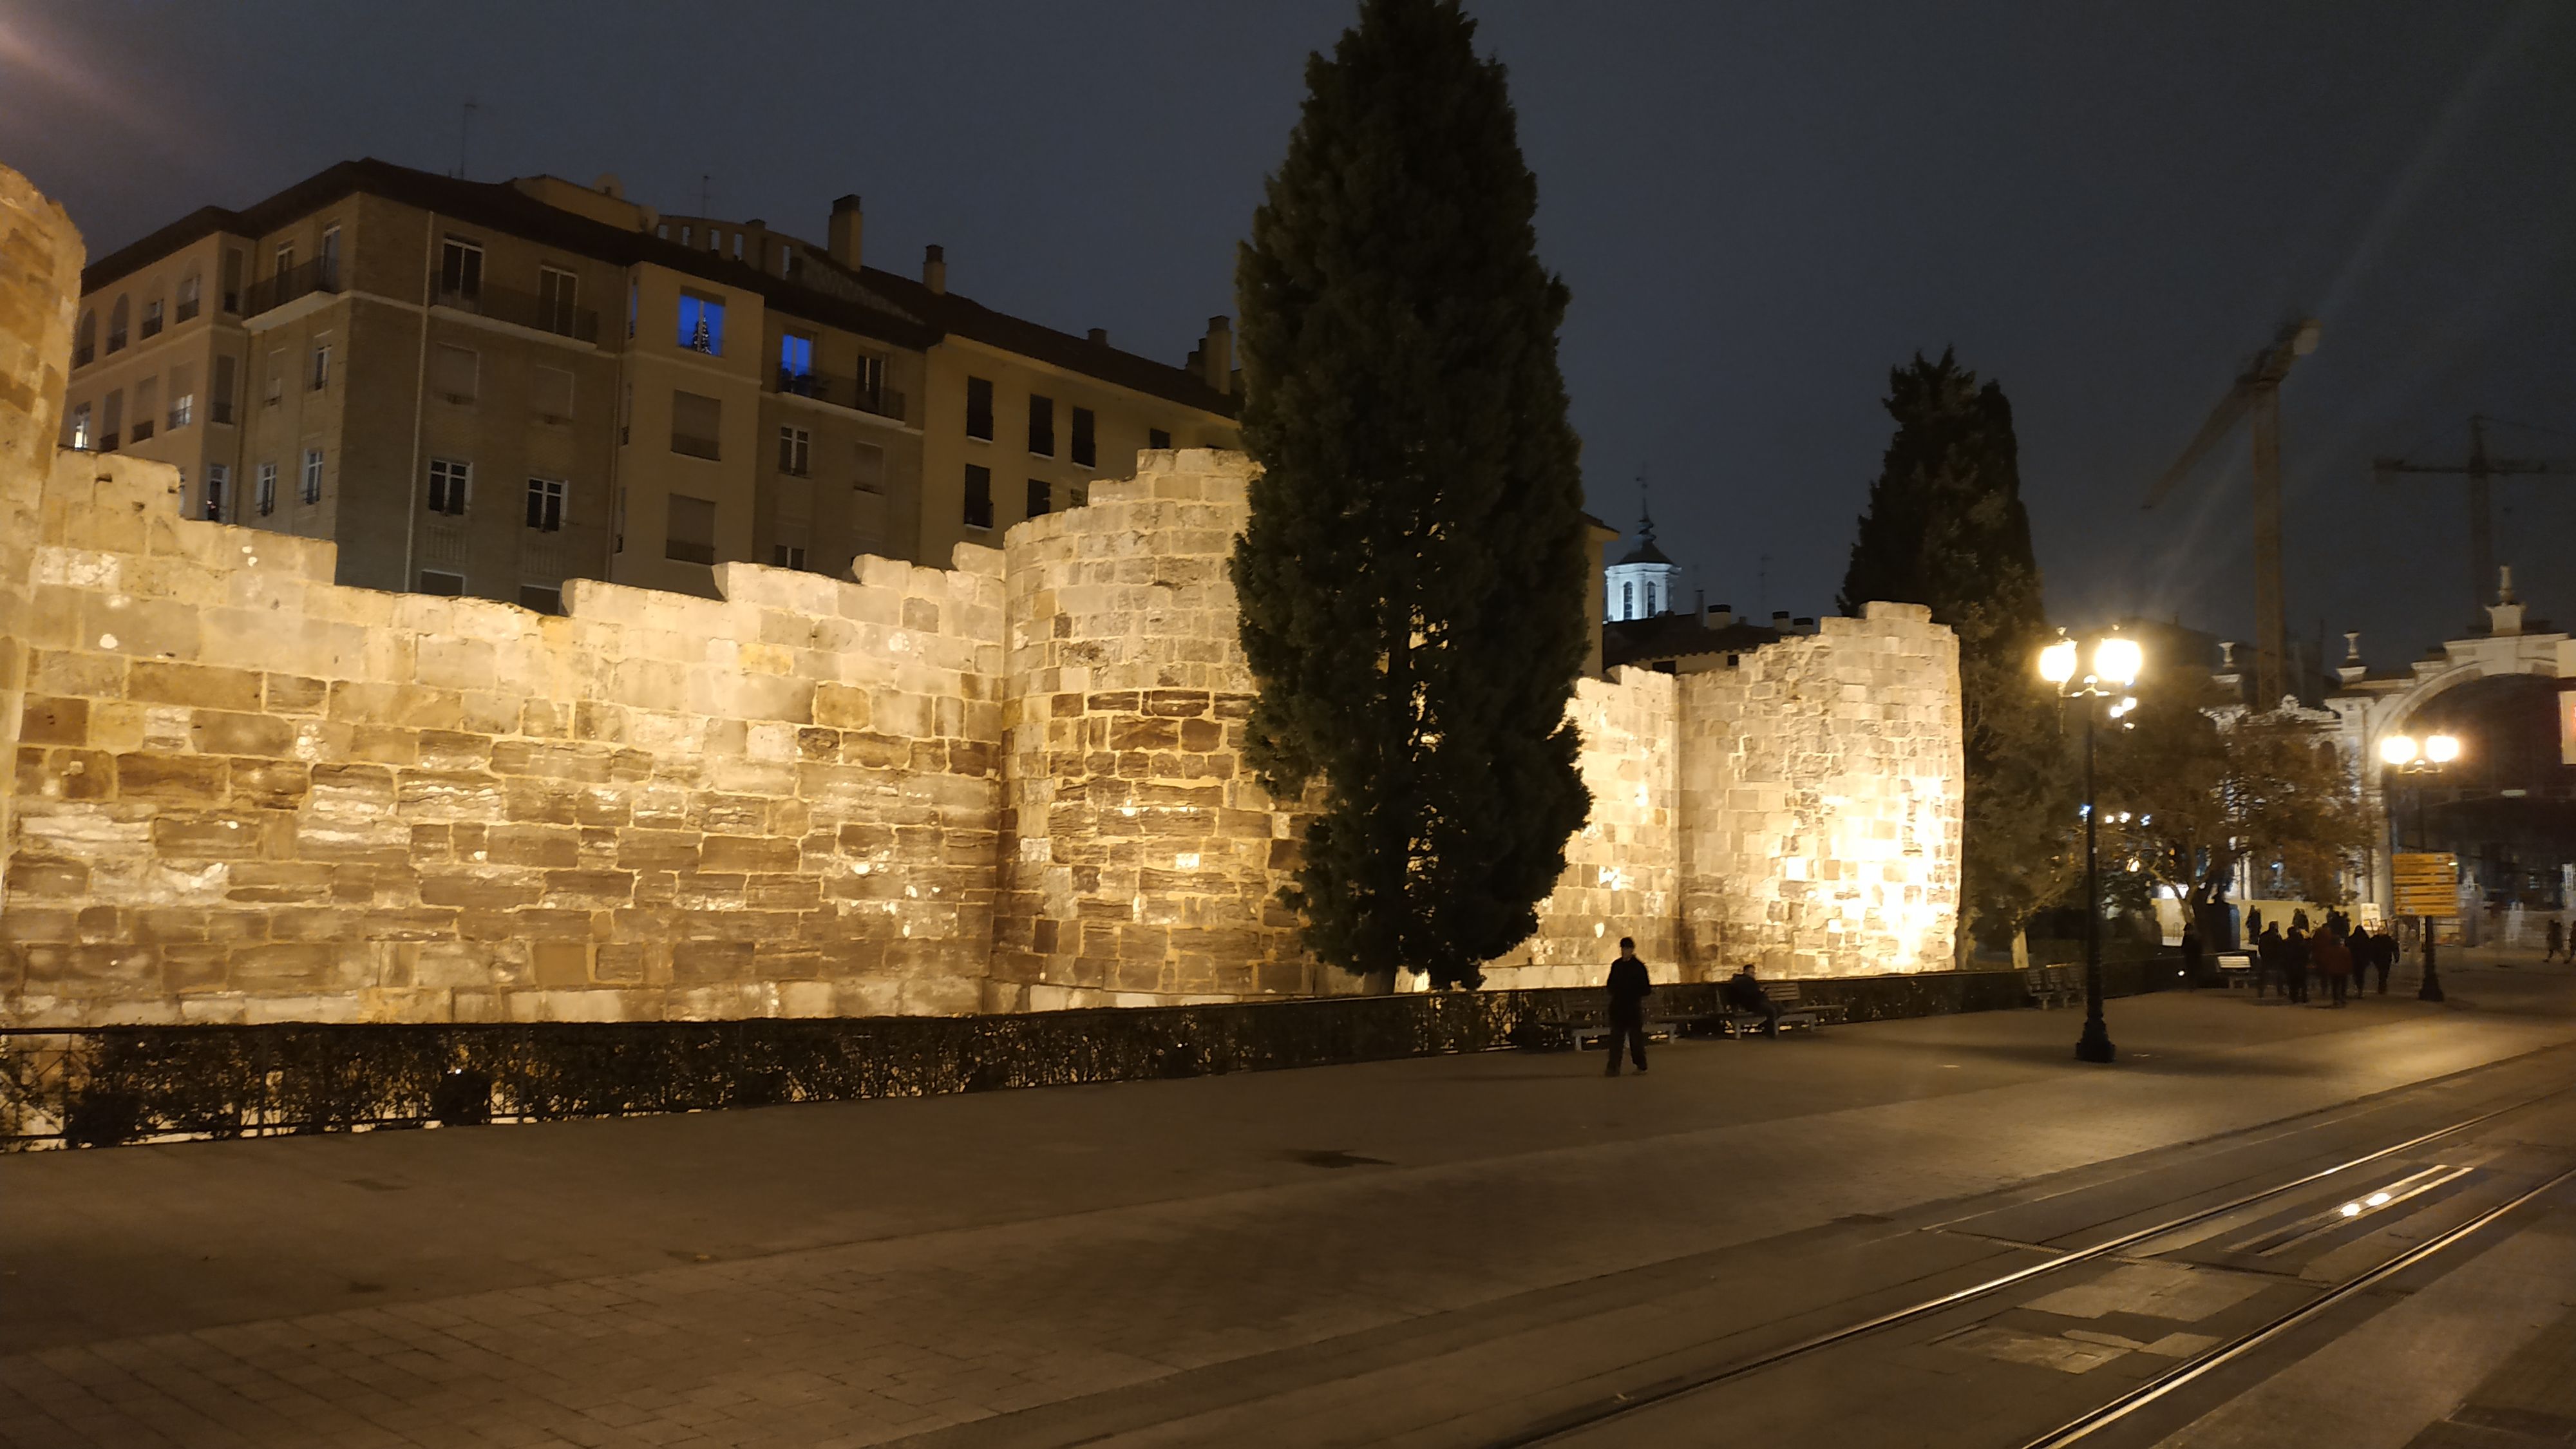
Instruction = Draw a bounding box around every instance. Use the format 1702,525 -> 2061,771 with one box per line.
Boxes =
1088,327 -> 1109,345
1198,315 -> 1233,395
922,243 -> 947,294
828,194 -> 864,271
1771,611 -> 1792,631
1702,601 -> 1733,629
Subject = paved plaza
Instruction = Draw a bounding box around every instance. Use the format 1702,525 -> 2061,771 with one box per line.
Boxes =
4,957 -> 2574,1448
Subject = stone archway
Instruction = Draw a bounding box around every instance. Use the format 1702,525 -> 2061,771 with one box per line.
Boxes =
2326,588 -> 2574,919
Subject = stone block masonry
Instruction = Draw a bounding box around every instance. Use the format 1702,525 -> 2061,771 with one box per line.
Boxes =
0,163 -> 1960,1027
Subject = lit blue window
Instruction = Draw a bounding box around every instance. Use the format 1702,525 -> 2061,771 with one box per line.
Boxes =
677,292 -> 725,355
779,333 -> 812,379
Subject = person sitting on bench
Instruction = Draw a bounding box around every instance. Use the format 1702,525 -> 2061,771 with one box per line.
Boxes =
1721,965 -> 1781,1037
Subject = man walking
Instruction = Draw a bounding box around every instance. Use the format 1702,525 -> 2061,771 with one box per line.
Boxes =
2547,917 -> 2566,965
1604,937 -> 1653,1076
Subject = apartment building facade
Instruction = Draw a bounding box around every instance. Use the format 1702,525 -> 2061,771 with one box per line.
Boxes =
63,159 -> 1241,607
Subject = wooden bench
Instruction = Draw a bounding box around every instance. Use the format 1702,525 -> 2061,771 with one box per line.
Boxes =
2023,963 -> 2083,1009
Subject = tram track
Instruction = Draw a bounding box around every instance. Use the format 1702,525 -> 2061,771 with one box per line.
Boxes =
1491,1079 -> 2576,1448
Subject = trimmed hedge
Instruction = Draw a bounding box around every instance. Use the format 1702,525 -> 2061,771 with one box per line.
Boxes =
1,961 -> 2181,1149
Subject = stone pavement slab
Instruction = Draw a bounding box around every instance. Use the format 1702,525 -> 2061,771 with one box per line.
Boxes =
1,963 -> 2571,1448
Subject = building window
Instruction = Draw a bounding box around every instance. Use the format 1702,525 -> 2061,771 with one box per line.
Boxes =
310,342 -> 330,392
204,464 -> 229,522
167,365 -> 194,429
1028,394 -> 1055,456
176,272 -> 202,323
301,448 -> 323,505
430,343 -> 478,403
100,390 -> 122,451
518,584 -> 563,615
779,332 -> 814,393
221,249 -> 243,313
1026,478 -> 1050,518
427,458 -> 470,516
1148,427 -> 1171,450
671,390 -> 721,459
68,403 -> 91,450
1072,407 -> 1096,468
107,296 -> 128,353
418,570 -> 466,596
777,426 -> 810,476
963,464 -> 994,529
771,544 -> 807,570
665,494 -> 717,564
256,462 -> 278,516
677,291 -> 725,354
1068,483 -> 1089,509
141,298 -> 163,339
211,355 -> 236,424
274,242 -> 294,280
73,310 -> 95,368
626,280 -> 637,341
265,350 -> 285,406
965,376 -> 994,440
1621,583 -> 1634,619
526,477 -> 565,533
854,440 -> 885,493
536,267 -> 578,335
318,226 -> 341,289
130,377 -> 157,442
534,365 -> 574,422
439,237 -> 482,302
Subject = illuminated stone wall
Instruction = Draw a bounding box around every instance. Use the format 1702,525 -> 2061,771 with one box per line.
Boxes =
990,455 -> 1316,1009
1490,604 -> 1961,989
1,166 -> 82,918
5,450 -> 1005,1026
1676,604 -> 1962,978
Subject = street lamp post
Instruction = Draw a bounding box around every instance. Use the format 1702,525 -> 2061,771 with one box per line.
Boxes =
2376,732 -> 2459,1003
2040,631 -> 2143,1065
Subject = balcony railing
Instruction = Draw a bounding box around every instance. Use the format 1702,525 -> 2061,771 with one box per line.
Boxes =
432,281 -> 601,345
775,367 -> 905,423
670,433 -> 721,461
243,258 -> 341,317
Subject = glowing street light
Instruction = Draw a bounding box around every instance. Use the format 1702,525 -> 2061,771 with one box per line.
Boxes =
2036,629 -> 2147,1065
2380,730 -> 2464,1002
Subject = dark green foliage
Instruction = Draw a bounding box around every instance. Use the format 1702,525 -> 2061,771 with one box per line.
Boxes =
1838,352 -> 2076,951
1231,0 -> 1592,989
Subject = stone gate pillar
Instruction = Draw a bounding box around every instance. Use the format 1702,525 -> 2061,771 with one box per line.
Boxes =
0,165 -> 84,912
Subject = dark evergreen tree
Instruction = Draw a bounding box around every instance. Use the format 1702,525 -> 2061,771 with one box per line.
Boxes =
1231,0 -> 1591,990
1839,352 -> 2075,954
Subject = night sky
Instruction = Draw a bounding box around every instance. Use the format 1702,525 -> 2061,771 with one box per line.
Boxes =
6,1 -> 2572,670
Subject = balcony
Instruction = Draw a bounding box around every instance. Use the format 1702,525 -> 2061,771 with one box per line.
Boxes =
432,281 -> 600,345
775,367 -> 905,423
243,258 -> 341,317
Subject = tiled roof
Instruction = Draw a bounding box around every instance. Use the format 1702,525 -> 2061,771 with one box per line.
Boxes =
79,158 -> 1236,418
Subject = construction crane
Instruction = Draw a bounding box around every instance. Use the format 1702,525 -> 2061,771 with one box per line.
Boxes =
2142,317 -> 2322,710
2372,415 -> 2574,620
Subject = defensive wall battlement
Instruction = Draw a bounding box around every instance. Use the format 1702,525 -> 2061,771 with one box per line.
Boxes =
0,163 -> 1960,1027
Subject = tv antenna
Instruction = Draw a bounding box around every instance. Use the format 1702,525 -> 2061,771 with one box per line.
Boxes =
455,99 -> 477,179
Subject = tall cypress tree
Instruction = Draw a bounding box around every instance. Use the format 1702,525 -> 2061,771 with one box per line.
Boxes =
1231,0 -> 1591,990
1839,352 -> 2074,954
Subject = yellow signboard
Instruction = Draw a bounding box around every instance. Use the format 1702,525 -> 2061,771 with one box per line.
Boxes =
2392,851 -> 2459,919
